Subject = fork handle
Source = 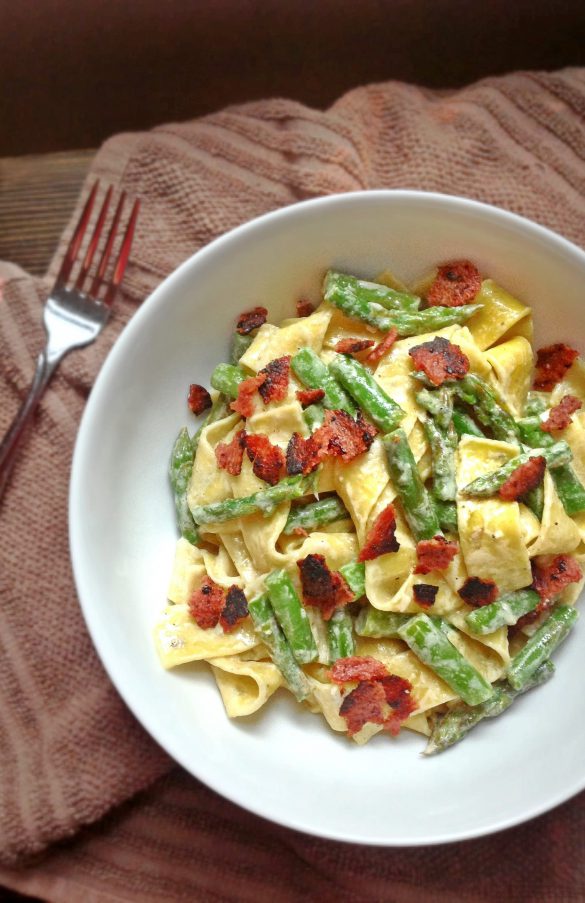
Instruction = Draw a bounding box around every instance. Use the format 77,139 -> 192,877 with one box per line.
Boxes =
0,348 -> 62,501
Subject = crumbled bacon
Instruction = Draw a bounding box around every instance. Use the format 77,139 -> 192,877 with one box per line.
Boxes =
258,356 -> 291,404
367,327 -> 399,364
409,337 -> 470,387
334,338 -> 376,355
426,260 -> 482,307
236,306 -> 268,335
413,583 -> 438,607
320,409 -> 377,463
534,344 -> 579,391
458,577 -> 498,608
296,298 -> 315,318
531,554 -> 582,603
541,395 -> 582,433
230,374 -> 266,418
215,429 -> 246,475
187,384 -> 212,415
339,675 -> 416,737
329,656 -> 389,684
380,675 -> 417,736
245,433 -> 285,485
297,553 -> 354,620
296,388 -> 325,408
219,586 -> 249,632
499,456 -> 546,502
358,504 -> 400,562
286,431 -> 323,476
188,577 -> 226,629
414,536 -> 458,574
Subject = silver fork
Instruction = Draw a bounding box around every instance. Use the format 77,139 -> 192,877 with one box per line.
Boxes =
0,181 -> 140,501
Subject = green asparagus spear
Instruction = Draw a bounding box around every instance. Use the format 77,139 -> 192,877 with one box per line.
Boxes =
265,570 -> 318,664
461,441 -> 572,498
524,480 -> 545,521
327,609 -> 356,662
524,391 -> 550,417
451,407 -> 485,438
324,270 -> 421,314
416,387 -> 454,431
424,661 -> 555,755
283,496 -> 349,535
454,374 -> 519,443
465,588 -> 540,635
169,427 -> 200,545
518,417 -> 585,516
191,475 -> 310,525
383,429 -> 441,541
388,304 -> 484,338
303,403 -> 325,431
355,606 -> 412,638
339,560 -> 366,598
248,594 -> 311,701
435,498 -> 458,533
507,605 -> 579,691
210,363 -> 246,399
291,348 -> 357,415
423,418 -> 458,501
398,614 -> 495,706
329,355 -> 405,433
230,332 -> 254,364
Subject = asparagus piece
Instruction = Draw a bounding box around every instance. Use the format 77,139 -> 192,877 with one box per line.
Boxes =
291,348 -> 357,415
327,609 -> 356,662
423,417 -> 458,501
398,614 -> 495,706
387,304 -> 483,337
524,391 -> 550,417
210,363 -> 246,399
518,417 -> 585,516
248,594 -> 311,701
191,475 -> 310,525
230,332 -> 254,364
265,570 -> 318,664
454,374 -> 518,442
329,355 -> 405,432
324,270 -> 421,314
435,498 -> 458,533
169,427 -> 200,545
466,588 -> 540,635
524,481 -> 545,521
507,605 -> 579,691
452,407 -> 485,438
416,387 -> 454,432
303,403 -> 325,431
339,560 -> 366,598
283,496 -> 349,535
355,606 -> 411,638
383,429 -> 441,541
424,661 -> 555,755
461,441 -> 572,498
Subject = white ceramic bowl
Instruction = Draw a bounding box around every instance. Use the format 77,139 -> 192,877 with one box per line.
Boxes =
70,191 -> 585,845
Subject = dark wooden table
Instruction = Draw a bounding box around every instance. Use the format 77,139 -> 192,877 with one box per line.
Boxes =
0,150 -> 94,274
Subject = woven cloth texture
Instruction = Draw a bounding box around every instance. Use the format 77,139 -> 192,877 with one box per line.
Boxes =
0,68 -> 584,901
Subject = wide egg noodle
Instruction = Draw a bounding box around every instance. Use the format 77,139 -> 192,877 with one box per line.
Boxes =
201,542 -> 242,588
154,604 -> 257,668
445,609 -> 510,667
561,412 -> 585,486
334,437 -> 389,544
443,623 -> 507,682
456,436 -> 533,592
209,654 -> 284,717
167,537 -> 206,605
484,336 -> 534,417
465,280 -> 531,351
239,306 -> 333,373
187,413 -> 242,511
526,470 -> 581,557
550,361 -> 585,406
322,306 -> 383,348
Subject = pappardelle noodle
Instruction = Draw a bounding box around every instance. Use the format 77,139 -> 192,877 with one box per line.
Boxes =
156,261 -> 585,754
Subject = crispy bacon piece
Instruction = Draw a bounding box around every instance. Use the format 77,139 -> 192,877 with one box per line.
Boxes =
297,554 -> 354,620
329,656 -> 389,684
296,388 -> 325,408
367,327 -> 399,364
409,337 -> 470,387
230,374 -> 266,418
188,577 -> 226,629
531,554 -> 582,603
296,298 -> 315,318
244,433 -> 285,485
541,395 -> 582,433
258,356 -> 291,404
339,675 -> 416,737
499,456 -> 546,502
320,409 -> 377,463
236,306 -> 268,335
334,338 -> 376,355
219,586 -> 249,632
534,344 -> 579,391
358,504 -> 400,562
426,260 -> 481,307
458,577 -> 498,608
413,583 -> 438,607
414,536 -> 458,574
380,674 -> 417,736
286,431 -> 322,476
187,384 -> 212,415
215,429 -> 246,475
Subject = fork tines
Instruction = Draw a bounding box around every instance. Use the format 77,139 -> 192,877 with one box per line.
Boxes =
56,180 -> 140,304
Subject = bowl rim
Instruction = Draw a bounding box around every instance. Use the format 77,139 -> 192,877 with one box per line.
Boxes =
69,189 -> 585,846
